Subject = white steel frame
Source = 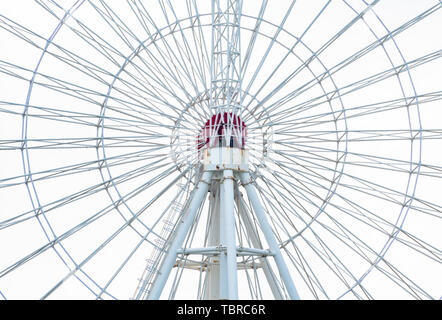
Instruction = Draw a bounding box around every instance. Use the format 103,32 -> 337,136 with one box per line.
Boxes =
0,0 -> 441,301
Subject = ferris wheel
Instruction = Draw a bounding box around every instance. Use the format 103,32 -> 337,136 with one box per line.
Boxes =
0,0 -> 441,300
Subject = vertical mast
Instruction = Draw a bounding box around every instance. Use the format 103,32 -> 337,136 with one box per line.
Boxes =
210,0 -> 243,146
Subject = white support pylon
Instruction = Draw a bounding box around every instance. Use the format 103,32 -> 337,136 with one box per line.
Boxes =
234,186 -> 284,299
204,182 -> 221,300
145,166 -> 301,300
220,169 -> 238,299
239,172 -> 300,300
147,171 -> 213,300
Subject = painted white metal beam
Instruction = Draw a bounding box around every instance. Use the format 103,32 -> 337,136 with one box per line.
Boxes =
220,169 -> 238,299
239,172 -> 300,300
205,184 -> 221,300
235,188 -> 284,299
147,171 -> 213,300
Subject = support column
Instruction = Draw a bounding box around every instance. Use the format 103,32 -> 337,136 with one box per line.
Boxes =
234,188 -> 283,299
220,169 -> 238,299
147,171 -> 213,300
239,172 -> 300,300
204,183 -> 221,300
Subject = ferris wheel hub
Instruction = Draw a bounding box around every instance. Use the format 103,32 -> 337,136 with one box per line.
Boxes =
198,112 -> 249,171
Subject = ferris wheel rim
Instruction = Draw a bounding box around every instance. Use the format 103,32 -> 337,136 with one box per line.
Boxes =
20,2 -> 428,298
1,0 -> 440,300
